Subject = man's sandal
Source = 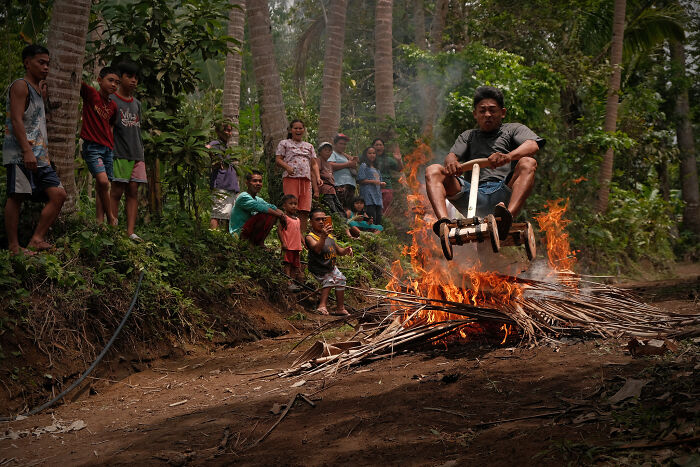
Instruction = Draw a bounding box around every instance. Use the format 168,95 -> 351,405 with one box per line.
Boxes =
432,218 -> 451,237
315,306 -> 329,315
494,203 -> 513,239
331,308 -> 350,316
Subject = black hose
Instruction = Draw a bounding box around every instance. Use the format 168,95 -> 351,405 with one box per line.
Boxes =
0,269 -> 145,422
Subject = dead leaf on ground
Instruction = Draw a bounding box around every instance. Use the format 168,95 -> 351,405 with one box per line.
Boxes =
608,378 -> 649,404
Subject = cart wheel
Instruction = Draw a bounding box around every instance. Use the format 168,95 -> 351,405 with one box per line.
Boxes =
524,222 -> 536,260
485,214 -> 500,253
440,222 -> 453,260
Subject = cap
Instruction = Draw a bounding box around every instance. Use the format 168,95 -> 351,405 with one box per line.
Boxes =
318,141 -> 333,151
334,133 -> 350,143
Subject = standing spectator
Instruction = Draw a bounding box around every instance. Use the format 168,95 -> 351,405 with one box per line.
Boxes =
305,208 -> 353,316
357,146 -> 385,227
207,121 -> 239,231
277,194 -> 304,291
373,138 -> 403,215
80,66 -> 120,225
229,170 -> 287,246
4,44 -> 66,255
275,119 -> 320,234
327,133 -> 358,210
109,61 -> 147,242
317,141 -> 344,216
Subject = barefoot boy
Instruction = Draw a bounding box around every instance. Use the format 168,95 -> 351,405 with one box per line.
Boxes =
305,208 -> 353,316
80,66 -> 120,225
109,61 -> 147,241
3,44 -> 66,254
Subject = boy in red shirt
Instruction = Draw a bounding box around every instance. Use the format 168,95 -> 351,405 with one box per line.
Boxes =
80,66 -> 119,224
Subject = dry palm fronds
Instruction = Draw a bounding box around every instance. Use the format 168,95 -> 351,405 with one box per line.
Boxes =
281,273 -> 698,378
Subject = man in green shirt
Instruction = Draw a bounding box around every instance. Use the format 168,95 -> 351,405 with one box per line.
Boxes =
229,170 -> 288,246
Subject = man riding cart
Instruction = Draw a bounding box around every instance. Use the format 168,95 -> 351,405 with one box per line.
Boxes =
425,86 -> 545,260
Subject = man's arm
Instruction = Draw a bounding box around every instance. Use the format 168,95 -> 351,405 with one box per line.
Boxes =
9,81 -> 37,171
443,130 -> 471,175
487,139 -> 540,168
327,153 -> 356,171
238,194 -> 288,228
305,232 -> 326,254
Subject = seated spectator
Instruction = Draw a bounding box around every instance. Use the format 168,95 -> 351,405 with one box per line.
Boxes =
347,197 -> 383,233
229,170 -> 287,246
305,208 -> 353,316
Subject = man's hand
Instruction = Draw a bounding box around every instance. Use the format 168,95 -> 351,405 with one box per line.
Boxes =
444,153 -> 460,176
278,212 -> 288,229
488,152 -> 511,168
23,148 -> 37,171
348,156 -> 358,169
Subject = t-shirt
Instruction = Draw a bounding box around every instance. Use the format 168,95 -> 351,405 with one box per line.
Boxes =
318,157 -> 336,195
279,215 -> 302,251
328,151 -> 356,187
449,123 -> 545,183
357,163 -> 383,207
376,154 -> 400,189
110,93 -> 144,161
80,82 -> 117,149
3,79 -> 49,167
305,232 -> 337,276
229,191 -> 277,234
276,139 -> 316,179
208,140 -> 239,192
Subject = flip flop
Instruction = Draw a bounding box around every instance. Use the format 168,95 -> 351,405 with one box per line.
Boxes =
315,306 -> 329,315
432,218 -> 451,237
493,203 -> 513,239
331,308 -> 350,316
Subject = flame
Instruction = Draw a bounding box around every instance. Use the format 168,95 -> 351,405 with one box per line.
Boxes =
534,199 -> 577,272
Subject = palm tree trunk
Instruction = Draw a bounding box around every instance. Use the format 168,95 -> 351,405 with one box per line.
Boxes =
318,0 -> 348,144
223,0 -> 246,146
45,0 -> 92,214
670,39 -> 700,236
247,0 -> 288,203
595,0 -> 626,213
421,0 -> 448,139
375,0 -> 395,133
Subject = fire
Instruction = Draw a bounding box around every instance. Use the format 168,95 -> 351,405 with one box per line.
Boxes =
387,143 -> 579,345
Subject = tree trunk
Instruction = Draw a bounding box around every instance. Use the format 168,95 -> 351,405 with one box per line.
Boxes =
375,0 -> 395,136
413,0 -> 426,50
247,0 -> 288,204
45,0 -> 92,214
223,0 -> 246,146
421,0 -> 448,139
595,0 -> 626,213
318,0 -> 348,144
670,40 -> 700,236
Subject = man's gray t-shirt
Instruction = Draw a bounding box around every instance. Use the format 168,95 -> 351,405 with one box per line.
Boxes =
110,94 -> 144,161
449,123 -> 544,183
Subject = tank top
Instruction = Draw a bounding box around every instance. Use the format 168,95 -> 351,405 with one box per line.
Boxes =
3,79 -> 49,166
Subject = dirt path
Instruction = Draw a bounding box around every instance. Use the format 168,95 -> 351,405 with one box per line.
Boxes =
1,298 -> 698,466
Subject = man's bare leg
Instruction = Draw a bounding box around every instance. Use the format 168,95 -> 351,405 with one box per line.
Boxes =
95,172 -> 116,224
5,195 -> 24,254
27,186 -> 66,250
425,164 -> 462,221
505,156 -> 537,217
110,181 -> 125,225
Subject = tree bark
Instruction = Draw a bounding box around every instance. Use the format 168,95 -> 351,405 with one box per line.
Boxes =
223,0 -> 246,146
421,0 -> 448,139
247,0 -> 288,203
375,0 -> 395,133
318,0 -> 348,144
595,0 -> 626,213
670,40 -> 700,236
45,0 -> 92,214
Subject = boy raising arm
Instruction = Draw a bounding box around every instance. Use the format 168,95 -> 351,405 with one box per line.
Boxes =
3,44 -> 66,255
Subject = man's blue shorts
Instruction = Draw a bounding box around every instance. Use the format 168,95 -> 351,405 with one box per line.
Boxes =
82,140 -> 114,180
447,178 -> 512,218
5,163 -> 63,202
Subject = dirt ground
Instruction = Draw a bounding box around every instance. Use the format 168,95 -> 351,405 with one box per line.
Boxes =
1,284 -> 699,465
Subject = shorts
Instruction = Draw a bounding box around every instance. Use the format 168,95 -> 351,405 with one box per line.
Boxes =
447,178 -> 512,218
5,163 -> 63,201
211,189 -> 238,220
314,266 -> 346,290
283,177 -> 312,211
113,159 -> 147,184
283,250 -> 302,270
82,141 -> 114,180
